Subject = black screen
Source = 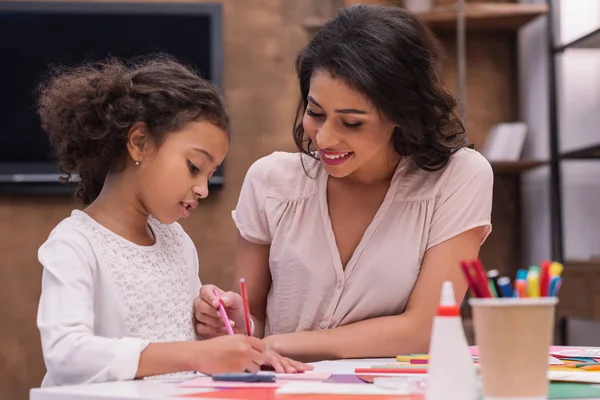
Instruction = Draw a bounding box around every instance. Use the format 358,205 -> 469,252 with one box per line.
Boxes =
0,3 -> 222,190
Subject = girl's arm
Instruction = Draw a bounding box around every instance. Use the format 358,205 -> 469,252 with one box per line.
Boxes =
38,231 -> 266,386
136,336 -> 266,378
238,227 -> 482,362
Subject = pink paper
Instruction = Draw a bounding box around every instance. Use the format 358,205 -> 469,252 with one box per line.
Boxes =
179,372 -> 332,389
274,371 -> 332,381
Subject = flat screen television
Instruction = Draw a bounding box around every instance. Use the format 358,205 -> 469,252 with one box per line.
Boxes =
0,1 -> 223,194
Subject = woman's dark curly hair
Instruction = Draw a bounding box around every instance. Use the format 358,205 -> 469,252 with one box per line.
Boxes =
37,54 -> 230,205
293,4 -> 468,171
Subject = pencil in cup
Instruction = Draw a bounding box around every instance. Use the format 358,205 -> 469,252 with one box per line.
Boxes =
459,259 -> 564,299
460,259 -> 493,298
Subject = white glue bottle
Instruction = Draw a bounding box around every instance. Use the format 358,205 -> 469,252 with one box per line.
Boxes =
425,281 -> 477,400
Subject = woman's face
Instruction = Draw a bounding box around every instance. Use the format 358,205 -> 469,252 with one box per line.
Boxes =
302,69 -> 397,181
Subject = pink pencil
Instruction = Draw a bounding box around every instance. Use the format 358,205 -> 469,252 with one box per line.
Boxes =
213,289 -> 234,335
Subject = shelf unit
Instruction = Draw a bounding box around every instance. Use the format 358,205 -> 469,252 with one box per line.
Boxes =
421,1 -> 548,277
305,2 -> 548,32
417,3 -> 548,30
546,0 -> 600,266
490,160 -> 548,174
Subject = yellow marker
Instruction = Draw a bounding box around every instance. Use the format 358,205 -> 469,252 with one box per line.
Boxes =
396,354 -> 429,362
549,262 -> 564,277
527,271 -> 540,298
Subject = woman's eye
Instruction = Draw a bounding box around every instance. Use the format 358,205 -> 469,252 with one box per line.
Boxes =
342,121 -> 362,128
188,161 -> 200,173
306,109 -> 324,118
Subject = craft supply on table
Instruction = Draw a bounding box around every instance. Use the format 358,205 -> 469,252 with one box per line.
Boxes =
425,281 -> 477,400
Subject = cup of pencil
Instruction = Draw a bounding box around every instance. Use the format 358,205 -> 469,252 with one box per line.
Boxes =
462,259 -> 563,400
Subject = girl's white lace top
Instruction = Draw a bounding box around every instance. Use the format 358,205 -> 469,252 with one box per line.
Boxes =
37,210 -> 200,387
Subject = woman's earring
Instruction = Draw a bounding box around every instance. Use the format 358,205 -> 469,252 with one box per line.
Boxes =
135,161 -> 140,166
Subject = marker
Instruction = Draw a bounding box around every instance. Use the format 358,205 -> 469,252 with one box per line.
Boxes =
213,289 -> 235,335
239,279 -> 253,336
550,277 -> 562,297
549,262 -> 564,277
564,362 -> 598,368
540,260 -> 551,297
581,365 -> 600,371
487,269 -> 501,298
460,261 -> 482,298
514,269 -> 528,298
473,259 -> 493,298
527,267 -> 540,298
497,276 -> 513,298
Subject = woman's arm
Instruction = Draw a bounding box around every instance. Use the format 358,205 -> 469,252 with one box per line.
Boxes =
233,232 -> 272,338
260,226 -> 483,362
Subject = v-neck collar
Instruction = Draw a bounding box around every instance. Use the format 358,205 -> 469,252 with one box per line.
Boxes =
318,158 -> 410,280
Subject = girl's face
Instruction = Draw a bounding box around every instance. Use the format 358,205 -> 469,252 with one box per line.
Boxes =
132,121 -> 228,224
302,69 -> 397,181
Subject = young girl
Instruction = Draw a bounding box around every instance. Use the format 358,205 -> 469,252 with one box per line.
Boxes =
35,55 -> 306,387
194,4 -> 493,362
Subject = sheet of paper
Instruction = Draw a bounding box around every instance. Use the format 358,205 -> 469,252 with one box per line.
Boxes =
275,382 -> 416,396
180,372 -> 332,388
548,370 -> 600,384
549,383 -> 600,399
309,358 -> 397,374
258,371 -> 332,380
550,347 -> 600,359
470,346 -> 564,365
179,377 -> 282,388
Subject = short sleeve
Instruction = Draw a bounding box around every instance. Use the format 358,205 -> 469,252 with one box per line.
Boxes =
232,157 -> 272,245
37,228 -> 149,386
426,150 -> 494,250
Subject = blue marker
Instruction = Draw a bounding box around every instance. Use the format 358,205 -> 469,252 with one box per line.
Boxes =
549,276 -> 562,297
497,276 -> 513,298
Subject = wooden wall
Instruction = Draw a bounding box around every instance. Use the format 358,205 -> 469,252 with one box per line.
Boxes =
0,0 -> 523,398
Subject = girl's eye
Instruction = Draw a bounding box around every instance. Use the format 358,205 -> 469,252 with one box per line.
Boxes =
342,121 -> 362,128
306,109 -> 324,118
188,161 -> 200,174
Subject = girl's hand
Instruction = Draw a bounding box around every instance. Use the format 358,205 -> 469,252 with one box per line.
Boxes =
262,335 -> 315,374
194,284 -> 247,338
262,349 -> 315,374
194,335 -> 267,374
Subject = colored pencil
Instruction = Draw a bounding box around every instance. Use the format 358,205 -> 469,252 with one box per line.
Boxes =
239,278 -> 253,336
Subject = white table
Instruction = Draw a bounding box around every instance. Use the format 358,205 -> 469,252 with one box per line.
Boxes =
29,358 -> 395,400
29,358 -> 600,400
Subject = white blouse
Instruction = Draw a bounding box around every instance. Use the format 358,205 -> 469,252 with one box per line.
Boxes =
37,210 -> 200,387
232,148 -> 493,336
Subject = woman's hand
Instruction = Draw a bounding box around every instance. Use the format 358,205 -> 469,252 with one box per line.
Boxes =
194,284 -> 247,338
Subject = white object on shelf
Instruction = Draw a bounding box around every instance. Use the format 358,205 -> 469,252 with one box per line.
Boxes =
481,122 -> 528,162
403,0 -> 433,13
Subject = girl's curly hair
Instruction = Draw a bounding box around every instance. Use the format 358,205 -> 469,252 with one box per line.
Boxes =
37,54 -> 229,204
293,4 -> 468,171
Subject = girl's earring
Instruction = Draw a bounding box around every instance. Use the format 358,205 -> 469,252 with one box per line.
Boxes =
135,161 -> 140,166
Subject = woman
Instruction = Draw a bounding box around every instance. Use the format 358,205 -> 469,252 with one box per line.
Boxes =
194,4 -> 493,363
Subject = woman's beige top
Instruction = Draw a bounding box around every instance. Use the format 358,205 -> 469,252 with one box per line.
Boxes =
232,147 -> 493,336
